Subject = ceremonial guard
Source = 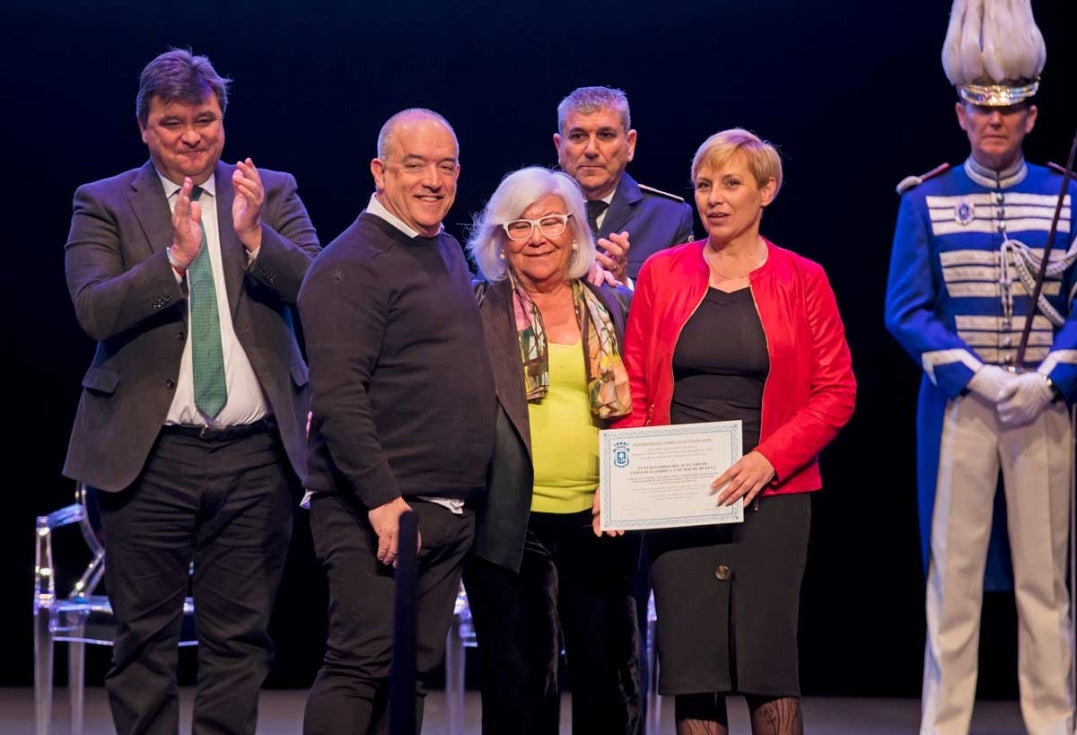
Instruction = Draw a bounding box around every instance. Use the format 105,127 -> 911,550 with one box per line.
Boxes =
884,1 -> 1076,733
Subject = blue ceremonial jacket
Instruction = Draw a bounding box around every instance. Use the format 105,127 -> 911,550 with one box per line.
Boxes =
885,157 -> 1076,590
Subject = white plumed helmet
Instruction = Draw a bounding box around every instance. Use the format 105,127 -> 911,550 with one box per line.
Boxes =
941,0 -> 1046,106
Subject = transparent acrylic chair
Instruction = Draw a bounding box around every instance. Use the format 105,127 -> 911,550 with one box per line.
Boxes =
33,483 -> 196,735
443,581 -> 476,735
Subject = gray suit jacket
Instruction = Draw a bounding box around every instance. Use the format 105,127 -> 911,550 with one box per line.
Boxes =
471,277 -> 632,572
599,172 -> 694,279
63,160 -> 321,492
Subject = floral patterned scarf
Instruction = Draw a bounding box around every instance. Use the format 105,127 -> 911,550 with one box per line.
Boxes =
509,275 -> 631,419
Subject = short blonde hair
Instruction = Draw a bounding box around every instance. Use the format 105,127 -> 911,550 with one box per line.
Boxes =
691,128 -> 782,199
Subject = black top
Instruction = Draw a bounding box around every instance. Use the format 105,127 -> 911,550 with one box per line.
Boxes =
670,287 -> 769,449
298,212 -> 496,509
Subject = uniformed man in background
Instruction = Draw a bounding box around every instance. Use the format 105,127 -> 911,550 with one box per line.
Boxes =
555,85 -> 694,282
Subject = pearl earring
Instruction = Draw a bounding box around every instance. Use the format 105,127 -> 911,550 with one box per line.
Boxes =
571,241 -> 578,250
499,251 -> 506,260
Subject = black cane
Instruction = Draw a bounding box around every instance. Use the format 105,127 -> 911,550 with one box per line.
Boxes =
1015,129 -> 1077,364
1010,129 -> 1077,724
388,510 -> 419,735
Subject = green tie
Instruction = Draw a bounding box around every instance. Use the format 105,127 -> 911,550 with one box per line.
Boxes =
188,186 -> 227,418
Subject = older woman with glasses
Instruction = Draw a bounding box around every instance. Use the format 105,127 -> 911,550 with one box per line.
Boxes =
461,166 -> 641,735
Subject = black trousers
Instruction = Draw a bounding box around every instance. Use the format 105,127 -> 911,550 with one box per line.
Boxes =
463,509 -> 643,735
98,428 -> 294,735
303,495 -> 475,735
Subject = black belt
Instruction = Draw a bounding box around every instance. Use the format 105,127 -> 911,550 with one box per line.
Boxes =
161,418 -> 276,442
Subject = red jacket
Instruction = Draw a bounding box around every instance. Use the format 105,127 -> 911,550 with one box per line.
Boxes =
615,239 -> 856,495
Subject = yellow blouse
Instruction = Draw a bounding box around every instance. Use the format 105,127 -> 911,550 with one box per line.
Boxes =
529,341 -> 600,514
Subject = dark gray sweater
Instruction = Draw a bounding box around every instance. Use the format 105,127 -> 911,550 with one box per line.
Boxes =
298,212 -> 495,509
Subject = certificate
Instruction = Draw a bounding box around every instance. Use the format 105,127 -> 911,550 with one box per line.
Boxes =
599,421 -> 743,531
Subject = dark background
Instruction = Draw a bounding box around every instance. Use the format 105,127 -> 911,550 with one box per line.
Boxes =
3,0 -> 1074,700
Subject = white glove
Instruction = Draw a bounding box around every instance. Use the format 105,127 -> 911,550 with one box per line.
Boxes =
997,372 -> 1055,427
965,365 -> 1014,404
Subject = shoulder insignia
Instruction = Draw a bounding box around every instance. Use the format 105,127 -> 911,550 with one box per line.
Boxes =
1046,161 -> 1069,176
896,162 -> 952,195
637,183 -> 685,203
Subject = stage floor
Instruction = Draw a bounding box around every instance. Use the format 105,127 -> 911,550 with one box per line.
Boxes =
16,687 -> 1026,734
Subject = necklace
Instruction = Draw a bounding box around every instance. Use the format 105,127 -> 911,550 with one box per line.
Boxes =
704,239 -> 768,280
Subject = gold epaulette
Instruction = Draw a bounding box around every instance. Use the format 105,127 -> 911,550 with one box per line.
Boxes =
638,183 -> 685,203
896,163 -> 952,195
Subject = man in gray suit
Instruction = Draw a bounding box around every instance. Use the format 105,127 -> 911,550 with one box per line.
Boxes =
554,86 -> 694,281
62,48 -> 320,735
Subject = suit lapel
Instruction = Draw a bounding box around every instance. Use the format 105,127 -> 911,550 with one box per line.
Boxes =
128,161 -> 174,257
213,163 -> 245,318
481,280 -> 532,457
126,161 -> 244,322
598,173 -> 642,238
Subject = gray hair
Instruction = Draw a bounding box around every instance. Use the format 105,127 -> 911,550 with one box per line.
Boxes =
377,108 -> 458,161
556,86 -> 631,134
691,128 -> 783,201
467,166 -> 595,282
136,48 -> 231,126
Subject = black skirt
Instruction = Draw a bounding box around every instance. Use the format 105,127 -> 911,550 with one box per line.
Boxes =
647,492 -> 811,696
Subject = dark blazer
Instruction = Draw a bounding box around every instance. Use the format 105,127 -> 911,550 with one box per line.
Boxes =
63,160 -> 321,492
471,277 -> 632,572
599,172 -> 694,279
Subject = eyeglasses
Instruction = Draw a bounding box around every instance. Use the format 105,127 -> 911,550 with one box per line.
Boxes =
501,213 -> 572,241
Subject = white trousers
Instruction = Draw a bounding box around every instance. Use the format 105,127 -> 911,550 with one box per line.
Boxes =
921,394 -> 1074,735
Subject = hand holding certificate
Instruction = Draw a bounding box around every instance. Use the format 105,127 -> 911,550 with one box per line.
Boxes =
598,421 -> 745,531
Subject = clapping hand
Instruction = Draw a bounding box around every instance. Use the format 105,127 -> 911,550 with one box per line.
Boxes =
232,157 -> 264,252
169,177 -> 203,269
595,231 -> 631,284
